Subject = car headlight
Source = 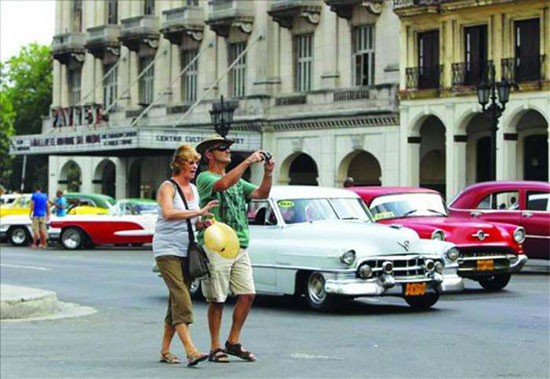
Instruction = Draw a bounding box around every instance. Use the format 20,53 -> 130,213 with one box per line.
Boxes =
431,229 -> 446,241
340,250 -> 356,266
513,227 -> 526,244
0,224 -> 9,232
446,247 -> 460,262
358,264 -> 373,279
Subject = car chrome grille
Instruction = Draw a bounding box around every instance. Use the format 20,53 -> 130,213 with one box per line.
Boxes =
358,255 -> 430,279
457,247 -> 515,272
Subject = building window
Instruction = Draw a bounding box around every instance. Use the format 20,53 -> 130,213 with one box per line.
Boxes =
182,50 -> 198,102
107,0 -> 118,24
417,30 -> 440,89
353,26 -> 375,87
68,68 -> 81,106
514,18 -> 540,82
295,34 -> 313,92
73,0 -> 82,32
463,25 -> 488,86
144,0 -> 155,15
228,42 -> 246,97
103,64 -> 118,109
139,57 -> 154,106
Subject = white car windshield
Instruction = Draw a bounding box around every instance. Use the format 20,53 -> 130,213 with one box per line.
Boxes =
370,193 -> 447,220
276,198 -> 371,224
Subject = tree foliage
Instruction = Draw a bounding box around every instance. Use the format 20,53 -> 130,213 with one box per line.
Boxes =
1,43 -> 52,192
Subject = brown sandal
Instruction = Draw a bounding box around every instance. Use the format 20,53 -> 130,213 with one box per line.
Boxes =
159,352 -> 181,364
225,341 -> 256,362
209,348 -> 229,363
186,352 -> 209,367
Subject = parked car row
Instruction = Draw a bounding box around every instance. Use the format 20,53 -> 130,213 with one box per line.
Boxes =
0,198 -> 158,249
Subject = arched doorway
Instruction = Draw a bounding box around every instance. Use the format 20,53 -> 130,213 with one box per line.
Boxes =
419,116 -> 446,194
346,151 -> 381,186
59,160 -> 81,192
289,153 -> 318,185
128,160 -> 142,198
516,110 -> 548,181
93,159 -> 116,197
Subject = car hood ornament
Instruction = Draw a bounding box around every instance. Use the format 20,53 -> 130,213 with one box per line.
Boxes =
398,240 -> 410,251
472,230 -> 488,241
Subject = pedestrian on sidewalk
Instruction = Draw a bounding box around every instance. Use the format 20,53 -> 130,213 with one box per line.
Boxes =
29,185 -> 50,249
153,143 -> 218,367
195,134 -> 275,363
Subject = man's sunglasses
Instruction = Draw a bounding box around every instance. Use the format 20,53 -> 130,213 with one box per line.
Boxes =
210,144 -> 231,152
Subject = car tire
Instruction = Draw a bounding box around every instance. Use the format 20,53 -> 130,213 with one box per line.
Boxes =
61,227 -> 84,250
8,226 -> 31,247
404,292 -> 440,310
189,280 -> 204,300
478,273 -> 511,291
304,271 -> 340,311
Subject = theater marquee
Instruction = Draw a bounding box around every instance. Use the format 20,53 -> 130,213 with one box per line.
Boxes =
9,127 -> 262,155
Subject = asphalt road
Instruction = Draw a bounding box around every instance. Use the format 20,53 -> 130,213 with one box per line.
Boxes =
1,245 -> 549,379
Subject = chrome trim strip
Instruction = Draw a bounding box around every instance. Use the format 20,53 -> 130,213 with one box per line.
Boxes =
458,255 -> 512,262
526,234 -> 550,239
252,263 -> 354,273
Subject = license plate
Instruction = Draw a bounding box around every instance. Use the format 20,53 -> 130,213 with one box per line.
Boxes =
477,259 -> 494,271
404,282 -> 426,296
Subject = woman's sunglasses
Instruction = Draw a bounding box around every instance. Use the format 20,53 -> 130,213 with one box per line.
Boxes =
210,144 -> 231,152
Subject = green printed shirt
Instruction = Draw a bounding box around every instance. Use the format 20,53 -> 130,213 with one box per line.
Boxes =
196,171 -> 257,248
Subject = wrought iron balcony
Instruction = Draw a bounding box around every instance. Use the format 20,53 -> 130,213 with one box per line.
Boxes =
160,3 -> 205,45
268,0 -> 323,29
119,15 -> 160,52
52,33 -> 86,65
451,60 -> 492,87
205,0 -> 254,37
324,0 -> 383,19
405,65 -> 442,90
85,25 -> 121,60
501,55 -> 545,83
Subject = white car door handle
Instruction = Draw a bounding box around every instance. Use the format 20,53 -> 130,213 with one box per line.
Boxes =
523,212 -> 534,218
470,211 -> 482,217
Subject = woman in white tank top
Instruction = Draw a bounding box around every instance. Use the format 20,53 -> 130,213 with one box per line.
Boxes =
154,144 -> 218,367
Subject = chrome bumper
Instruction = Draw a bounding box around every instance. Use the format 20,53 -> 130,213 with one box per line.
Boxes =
324,273 -> 443,297
458,254 -> 528,277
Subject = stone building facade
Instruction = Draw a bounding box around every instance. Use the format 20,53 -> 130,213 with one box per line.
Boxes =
394,0 -> 550,199
10,0 -> 402,199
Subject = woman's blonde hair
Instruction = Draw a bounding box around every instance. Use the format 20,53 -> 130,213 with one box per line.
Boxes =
170,144 -> 201,175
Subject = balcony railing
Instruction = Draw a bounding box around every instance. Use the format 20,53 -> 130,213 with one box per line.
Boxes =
451,60 -> 492,87
161,4 -> 204,44
85,25 -> 121,58
120,15 -> 160,52
405,65 -> 442,90
268,0 -> 322,28
52,33 -> 86,64
393,0 -> 440,9
501,55 -> 545,83
206,0 -> 254,37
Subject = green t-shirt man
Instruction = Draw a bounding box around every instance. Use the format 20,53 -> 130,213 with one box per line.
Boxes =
196,171 -> 257,248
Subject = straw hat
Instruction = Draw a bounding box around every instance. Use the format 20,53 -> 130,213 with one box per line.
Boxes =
195,134 -> 235,155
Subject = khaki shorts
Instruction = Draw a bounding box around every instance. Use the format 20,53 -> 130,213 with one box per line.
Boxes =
156,255 -> 194,325
31,217 -> 47,233
201,247 -> 256,303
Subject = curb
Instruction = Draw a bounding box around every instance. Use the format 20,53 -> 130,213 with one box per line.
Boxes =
0,284 -> 96,321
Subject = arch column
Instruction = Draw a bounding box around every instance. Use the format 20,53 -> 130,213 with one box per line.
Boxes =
115,157 -> 128,199
445,126 -> 456,200
501,133 -> 518,180
407,137 -> 421,187
452,135 -> 467,198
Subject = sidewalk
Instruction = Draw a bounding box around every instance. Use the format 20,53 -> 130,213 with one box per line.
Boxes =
0,284 -> 96,321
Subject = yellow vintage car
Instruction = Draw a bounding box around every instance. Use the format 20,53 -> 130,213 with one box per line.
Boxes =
0,193 -> 114,217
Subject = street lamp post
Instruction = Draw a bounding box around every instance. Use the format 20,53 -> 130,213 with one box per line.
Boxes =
476,64 -> 512,181
209,95 -> 238,139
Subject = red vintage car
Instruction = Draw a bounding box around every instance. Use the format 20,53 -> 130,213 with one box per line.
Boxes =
350,187 -> 528,291
448,181 -> 550,260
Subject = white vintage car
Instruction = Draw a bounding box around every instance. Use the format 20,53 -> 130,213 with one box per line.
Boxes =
156,186 -> 463,311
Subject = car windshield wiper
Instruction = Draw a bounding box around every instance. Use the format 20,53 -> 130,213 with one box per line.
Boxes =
425,208 -> 447,216
401,209 -> 419,217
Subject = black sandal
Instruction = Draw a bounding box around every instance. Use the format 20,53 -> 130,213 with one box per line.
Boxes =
225,341 -> 256,362
209,348 -> 230,363
186,352 -> 208,367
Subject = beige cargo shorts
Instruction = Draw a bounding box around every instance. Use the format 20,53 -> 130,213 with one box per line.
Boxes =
201,246 -> 256,303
